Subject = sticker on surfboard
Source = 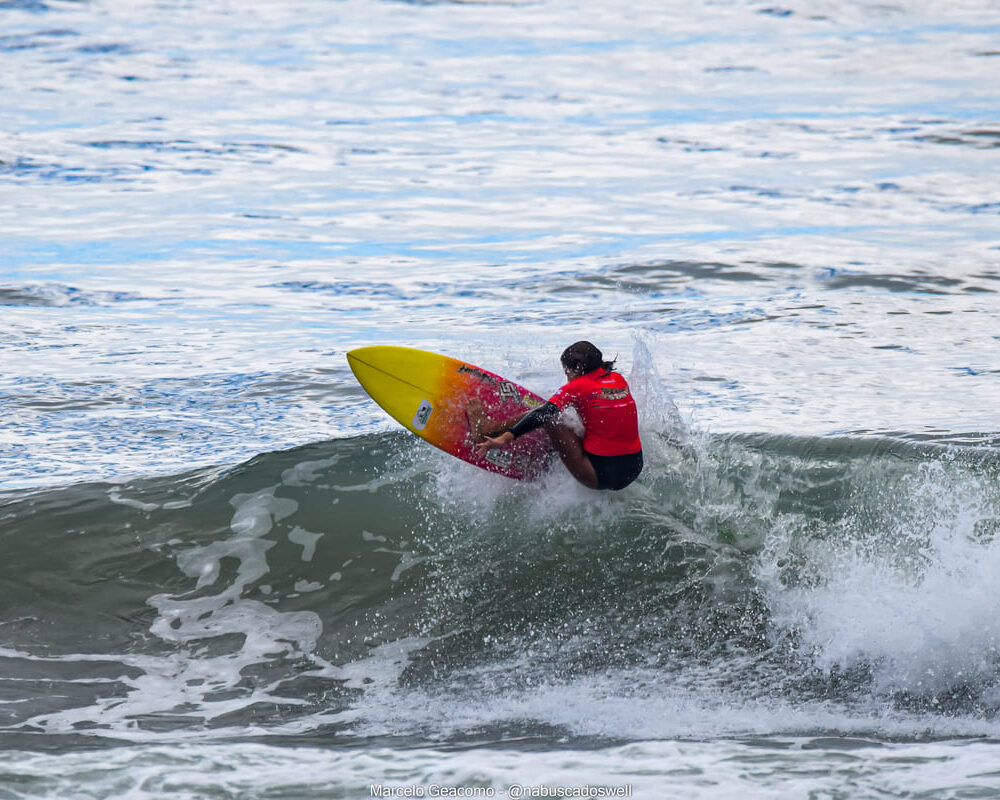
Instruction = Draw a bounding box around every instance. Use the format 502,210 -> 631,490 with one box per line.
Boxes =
412,399 -> 433,430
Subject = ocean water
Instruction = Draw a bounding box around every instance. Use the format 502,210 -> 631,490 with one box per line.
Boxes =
3,0 -> 1000,797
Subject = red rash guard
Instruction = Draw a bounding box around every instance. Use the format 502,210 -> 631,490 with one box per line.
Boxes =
549,369 -> 642,457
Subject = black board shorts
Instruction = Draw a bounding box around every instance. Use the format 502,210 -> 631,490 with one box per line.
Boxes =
586,449 -> 643,491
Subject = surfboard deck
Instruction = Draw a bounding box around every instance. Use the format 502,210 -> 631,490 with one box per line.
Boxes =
346,346 -> 553,481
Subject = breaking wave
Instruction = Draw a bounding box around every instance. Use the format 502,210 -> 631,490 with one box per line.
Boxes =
4,412 -> 1000,749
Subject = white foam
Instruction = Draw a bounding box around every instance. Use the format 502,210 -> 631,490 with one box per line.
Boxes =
8,737 -> 1000,800
229,486 -> 298,537
280,456 -> 340,487
764,460 -> 1000,696
346,654 -> 1000,743
288,525 -> 324,561
107,490 -> 159,512
18,482 -> 338,741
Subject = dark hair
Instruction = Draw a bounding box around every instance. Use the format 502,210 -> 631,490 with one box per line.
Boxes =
560,341 -> 615,375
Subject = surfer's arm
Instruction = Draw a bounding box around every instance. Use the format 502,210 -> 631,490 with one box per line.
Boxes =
508,402 -> 560,439
477,414 -> 525,438
473,403 -> 559,452
468,397 -> 530,441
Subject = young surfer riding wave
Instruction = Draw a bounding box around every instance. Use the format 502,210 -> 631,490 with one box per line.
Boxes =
468,341 -> 643,490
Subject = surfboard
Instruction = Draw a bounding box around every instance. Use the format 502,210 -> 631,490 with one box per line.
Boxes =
346,346 -> 554,480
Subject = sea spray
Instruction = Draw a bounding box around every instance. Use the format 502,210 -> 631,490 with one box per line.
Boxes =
763,450 -> 1000,704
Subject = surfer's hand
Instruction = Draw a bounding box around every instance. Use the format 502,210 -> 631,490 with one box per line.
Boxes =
475,431 -> 514,453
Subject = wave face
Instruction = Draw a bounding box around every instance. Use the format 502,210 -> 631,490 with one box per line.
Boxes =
4,425 -> 1000,749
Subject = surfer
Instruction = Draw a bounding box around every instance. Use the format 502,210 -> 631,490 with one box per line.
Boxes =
469,341 -> 643,490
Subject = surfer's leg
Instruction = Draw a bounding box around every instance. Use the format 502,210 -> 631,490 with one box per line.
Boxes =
544,421 -> 599,490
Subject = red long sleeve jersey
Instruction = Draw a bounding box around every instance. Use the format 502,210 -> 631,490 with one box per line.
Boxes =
549,368 -> 642,457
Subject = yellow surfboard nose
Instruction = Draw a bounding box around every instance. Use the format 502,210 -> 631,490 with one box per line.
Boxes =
347,346 -> 452,437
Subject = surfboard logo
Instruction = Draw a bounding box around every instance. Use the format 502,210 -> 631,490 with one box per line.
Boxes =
412,399 -> 433,430
498,381 -> 519,401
